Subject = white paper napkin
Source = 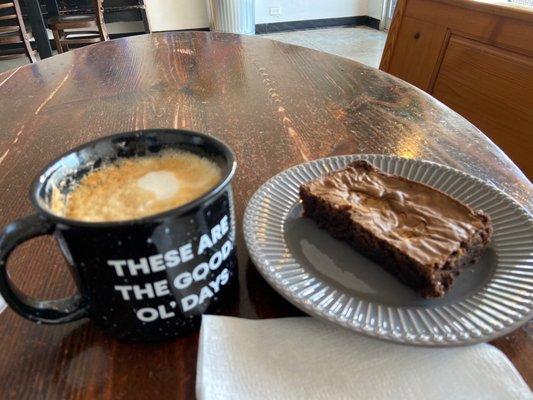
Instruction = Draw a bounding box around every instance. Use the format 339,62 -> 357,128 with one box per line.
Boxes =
197,316 -> 532,400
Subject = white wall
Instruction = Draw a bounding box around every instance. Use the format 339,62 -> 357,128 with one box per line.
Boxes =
145,0 -> 209,31
145,0 -> 379,32
367,0 -> 383,20
256,0 -> 367,24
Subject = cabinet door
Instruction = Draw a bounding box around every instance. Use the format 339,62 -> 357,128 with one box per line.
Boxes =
386,16 -> 448,91
433,35 -> 533,177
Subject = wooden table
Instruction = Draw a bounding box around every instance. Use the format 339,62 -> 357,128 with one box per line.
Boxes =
0,32 -> 531,399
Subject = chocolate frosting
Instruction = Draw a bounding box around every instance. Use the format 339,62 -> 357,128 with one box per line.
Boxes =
305,161 -> 487,267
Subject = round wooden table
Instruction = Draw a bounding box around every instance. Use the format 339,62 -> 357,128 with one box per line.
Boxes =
0,32 -> 531,398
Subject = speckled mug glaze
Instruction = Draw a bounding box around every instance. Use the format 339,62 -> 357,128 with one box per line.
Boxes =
0,129 -> 237,341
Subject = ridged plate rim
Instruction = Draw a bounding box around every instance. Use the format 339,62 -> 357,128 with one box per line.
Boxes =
243,154 -> 533,346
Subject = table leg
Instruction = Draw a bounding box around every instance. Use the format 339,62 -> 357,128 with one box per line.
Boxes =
44,0 -> 59,18
24,0 -> 53,58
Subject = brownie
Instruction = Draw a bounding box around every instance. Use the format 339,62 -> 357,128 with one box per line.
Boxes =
299,160 -> 492,298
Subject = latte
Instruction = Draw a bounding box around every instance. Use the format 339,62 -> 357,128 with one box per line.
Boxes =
51,150 -> 222,222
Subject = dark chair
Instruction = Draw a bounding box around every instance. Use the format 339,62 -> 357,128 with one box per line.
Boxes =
48,0 -> 109,53
0,0 -> 36,62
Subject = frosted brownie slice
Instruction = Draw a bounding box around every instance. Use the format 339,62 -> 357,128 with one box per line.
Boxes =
299,160 -> 492,298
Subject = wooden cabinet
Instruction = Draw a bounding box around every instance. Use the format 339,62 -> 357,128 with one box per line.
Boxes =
380,0 -> 533,178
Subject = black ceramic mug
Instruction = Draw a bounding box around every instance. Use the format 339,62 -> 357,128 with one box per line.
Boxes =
0,129 -> 237,341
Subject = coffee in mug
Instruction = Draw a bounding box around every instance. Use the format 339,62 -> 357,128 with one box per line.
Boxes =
0,130 -> 237,341
51,150 -> 222,222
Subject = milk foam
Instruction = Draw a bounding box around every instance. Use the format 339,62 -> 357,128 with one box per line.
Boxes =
137,171 -> 180,200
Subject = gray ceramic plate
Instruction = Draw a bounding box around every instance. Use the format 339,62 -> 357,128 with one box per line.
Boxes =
243,155 -> 533,346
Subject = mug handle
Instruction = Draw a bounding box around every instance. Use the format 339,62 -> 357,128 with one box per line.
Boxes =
0,214 -> 89,324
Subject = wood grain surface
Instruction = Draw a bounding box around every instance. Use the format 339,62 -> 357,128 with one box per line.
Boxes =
0,32 -> 531,399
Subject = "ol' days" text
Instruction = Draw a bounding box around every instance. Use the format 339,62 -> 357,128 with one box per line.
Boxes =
106,215 -> 233,322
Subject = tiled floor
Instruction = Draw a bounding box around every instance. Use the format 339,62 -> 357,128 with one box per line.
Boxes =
0,26 -> 387,74
262,26 -> 387,68
0,55 -> 29,74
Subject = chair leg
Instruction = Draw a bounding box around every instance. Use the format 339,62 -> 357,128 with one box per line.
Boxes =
22,33 -> 36,62
97,19 -> 109,41
59,30 -> 70,52
13,0 -> 36,62
94,0 -> 109,41
100,25 -> 109,41
52,28 -> 63,54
